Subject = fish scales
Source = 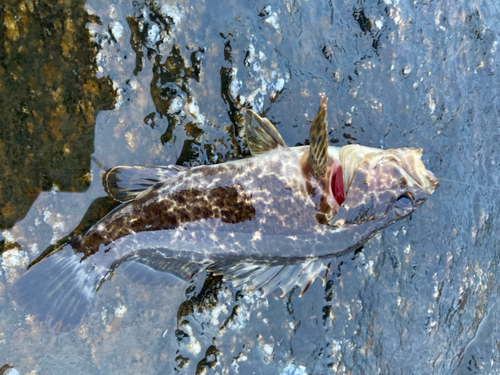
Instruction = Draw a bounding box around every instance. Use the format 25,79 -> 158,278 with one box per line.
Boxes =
78,148 -> 325,263
9,95 -> 439,329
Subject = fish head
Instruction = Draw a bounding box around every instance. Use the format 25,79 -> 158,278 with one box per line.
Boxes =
331,144 -> 439,228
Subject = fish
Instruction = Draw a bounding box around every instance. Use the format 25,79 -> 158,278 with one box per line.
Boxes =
10,94 -> 439,329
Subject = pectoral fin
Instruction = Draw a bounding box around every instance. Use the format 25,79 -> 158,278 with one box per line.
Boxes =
209,258 -> 335,297
245,110 -> 287,155
308,94 -> 329,180
104,165 -> 189,202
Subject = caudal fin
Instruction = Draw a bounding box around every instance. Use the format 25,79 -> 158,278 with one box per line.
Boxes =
10,245 -> 99,331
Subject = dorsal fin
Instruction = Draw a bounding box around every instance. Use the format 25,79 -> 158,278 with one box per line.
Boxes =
104,165 -> 189,203
245,110 -> 287,155
308,94 -> 329,180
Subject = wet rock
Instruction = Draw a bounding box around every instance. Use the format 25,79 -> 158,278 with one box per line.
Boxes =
0,0 -> 115,230
1,0 -> 500,374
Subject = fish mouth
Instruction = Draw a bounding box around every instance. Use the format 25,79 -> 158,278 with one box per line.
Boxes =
338,145 -> 440,196
399,147 -> 440,193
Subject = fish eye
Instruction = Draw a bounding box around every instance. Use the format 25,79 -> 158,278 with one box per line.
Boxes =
394,194 -> 413,217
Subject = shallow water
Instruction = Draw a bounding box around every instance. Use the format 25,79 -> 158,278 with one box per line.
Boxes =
1,0 -> 499,373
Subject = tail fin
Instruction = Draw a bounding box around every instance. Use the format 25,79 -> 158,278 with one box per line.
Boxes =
10,245 -> 100,331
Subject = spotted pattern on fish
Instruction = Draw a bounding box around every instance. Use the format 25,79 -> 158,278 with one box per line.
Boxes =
75,184 -> 256,259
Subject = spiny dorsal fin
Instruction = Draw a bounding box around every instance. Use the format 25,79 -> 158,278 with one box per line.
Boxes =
308,93 -> 329,180
245,110 -> 287,155
104,165 -> 189,203
209,257 -> 335,297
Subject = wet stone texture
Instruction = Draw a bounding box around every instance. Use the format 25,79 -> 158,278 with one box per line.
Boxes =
0,0 -> 500,374
0,0 -> 116,230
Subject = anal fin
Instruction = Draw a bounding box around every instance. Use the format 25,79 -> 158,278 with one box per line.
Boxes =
104,165 -> 188,203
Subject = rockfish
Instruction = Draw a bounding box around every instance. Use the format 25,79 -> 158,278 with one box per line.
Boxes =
10,94 -> 439,329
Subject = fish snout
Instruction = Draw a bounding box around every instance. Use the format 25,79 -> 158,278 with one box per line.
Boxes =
399,148 -> 439,195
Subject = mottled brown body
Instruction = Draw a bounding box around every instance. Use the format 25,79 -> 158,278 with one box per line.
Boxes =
77,184 -> 256,259
76,147 -> 336,266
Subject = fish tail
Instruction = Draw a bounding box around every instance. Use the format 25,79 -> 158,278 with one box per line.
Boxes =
10,244 -> 100,331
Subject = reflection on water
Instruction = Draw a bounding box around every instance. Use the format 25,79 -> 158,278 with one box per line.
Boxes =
1,0 -> 500,374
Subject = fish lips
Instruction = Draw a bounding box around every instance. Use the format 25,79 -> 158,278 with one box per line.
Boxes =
399,147 -> 440,194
